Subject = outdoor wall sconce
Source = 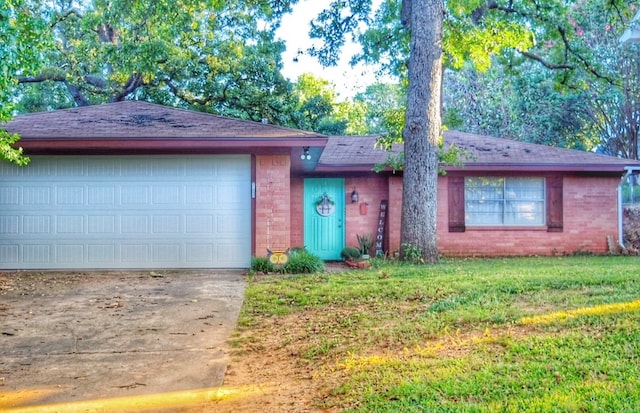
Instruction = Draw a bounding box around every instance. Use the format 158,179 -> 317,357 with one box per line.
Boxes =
300,147 -> 311,160
351,187 -> 359,203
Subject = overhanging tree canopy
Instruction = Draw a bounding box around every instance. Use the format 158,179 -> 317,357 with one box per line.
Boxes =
1,0 -> 51,165
10,0 -> 297,121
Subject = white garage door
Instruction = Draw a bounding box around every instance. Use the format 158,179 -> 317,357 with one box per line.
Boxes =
0,155 -> 252,269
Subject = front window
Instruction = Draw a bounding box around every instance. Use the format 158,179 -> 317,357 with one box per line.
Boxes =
465,177 -> 546,226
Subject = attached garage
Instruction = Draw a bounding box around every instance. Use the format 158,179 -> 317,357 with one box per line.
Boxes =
0,155 -> 251,269
1,101 -> 328,270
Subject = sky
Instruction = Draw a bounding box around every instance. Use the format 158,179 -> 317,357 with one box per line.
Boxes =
275,1 -> 387,99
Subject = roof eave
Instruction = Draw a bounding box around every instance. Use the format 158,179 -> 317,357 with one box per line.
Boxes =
314,164 -> 379,172
17,137 -> 328,154
315,162 -> 635,174
445,163 -> 634,173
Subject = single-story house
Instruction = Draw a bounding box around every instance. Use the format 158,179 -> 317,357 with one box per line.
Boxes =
1,101 -> 639,269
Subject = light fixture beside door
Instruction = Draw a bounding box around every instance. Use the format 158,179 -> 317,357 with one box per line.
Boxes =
301,147 -> 311,160
351,187 -> 359,203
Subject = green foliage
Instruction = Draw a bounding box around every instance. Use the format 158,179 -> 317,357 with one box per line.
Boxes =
307,0 -> 640,158
353,83 -> 407,135
1,0 -> 52,164
307,0 -> 374,68
356,0 -> 410,77
289,246 -> 307,256
438,140 -> 472,170
334,100 -> 369,135
440,1 -> 640,157
0,131 -> 29,166
442,106 -> 464,130
251,249 -> 325,275
341,246 -> 362,261
445,16 -> 534,72
290,73 -> 350,134
286,73 -> 372,135
282,249 -> 325,274
373,139 -> 472,174
316,1 -> 536,78
373,150 -> 404,173
356,234 -> 374,255
400,242 -> 424,264
621,181 -> 640,204
250,256 -> 276,274
444,57 -> 601,152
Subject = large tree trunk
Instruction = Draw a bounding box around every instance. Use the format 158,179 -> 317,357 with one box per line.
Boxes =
400,0 -> 444,264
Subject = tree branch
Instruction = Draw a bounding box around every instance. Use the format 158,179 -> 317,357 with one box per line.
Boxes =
481,2 -> 619,85
64,82 -> 90,106
96,23 -> 118,44
111,73 -> 144,102
519,51 -> 574,70
19,71 -> 113,91
164,78 -> 210,106
51,8 -> 83,28
18,72 -> 66,83
556,25 -> 619,86
85,75 -> 108,89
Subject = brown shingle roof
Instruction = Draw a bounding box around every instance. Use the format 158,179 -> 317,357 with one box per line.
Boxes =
317,131 -> 640,173
5,101 -> 639,173
446,131 -> 637,169
4,100 -> 324,140
317,135 -> 391,167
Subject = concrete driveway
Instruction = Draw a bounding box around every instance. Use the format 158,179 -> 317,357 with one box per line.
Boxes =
0,270 -> 245,411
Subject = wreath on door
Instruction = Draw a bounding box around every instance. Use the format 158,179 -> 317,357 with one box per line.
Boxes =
315,193 -> 335,216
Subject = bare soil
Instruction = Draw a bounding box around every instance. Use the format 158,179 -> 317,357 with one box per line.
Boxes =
212,315 -> 333,413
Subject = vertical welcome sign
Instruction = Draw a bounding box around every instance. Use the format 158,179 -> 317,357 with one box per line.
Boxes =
375,200 -> 388,257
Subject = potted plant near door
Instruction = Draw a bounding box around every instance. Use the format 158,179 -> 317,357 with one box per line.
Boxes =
357,234 -> 374,259
341,246 -> 370,269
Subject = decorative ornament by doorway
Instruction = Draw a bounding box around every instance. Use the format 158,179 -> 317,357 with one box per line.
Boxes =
315,193 -> 335,216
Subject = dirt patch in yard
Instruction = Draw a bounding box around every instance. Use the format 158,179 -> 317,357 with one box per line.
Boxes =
207,312 -> 337,413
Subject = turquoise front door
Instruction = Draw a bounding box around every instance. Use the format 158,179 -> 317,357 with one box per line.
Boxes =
304,178 -> 345,260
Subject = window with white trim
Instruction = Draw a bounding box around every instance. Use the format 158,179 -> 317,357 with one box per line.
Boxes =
465,177 -> 546,226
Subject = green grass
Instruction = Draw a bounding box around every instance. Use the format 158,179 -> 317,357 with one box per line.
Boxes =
236,256 -> 640,412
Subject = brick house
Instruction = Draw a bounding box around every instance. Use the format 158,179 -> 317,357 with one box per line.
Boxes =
2,101 -> 638,269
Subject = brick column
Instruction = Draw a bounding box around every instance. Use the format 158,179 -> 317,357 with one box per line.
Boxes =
255,155 -> 291,256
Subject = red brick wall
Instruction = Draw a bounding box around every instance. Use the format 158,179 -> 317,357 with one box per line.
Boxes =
344,176 -> 390,251
254,155 -> 291,256
290,177 -> 304,248
438,175 -> 621,256
327,175 -> 412,257
285,171 -> 620,259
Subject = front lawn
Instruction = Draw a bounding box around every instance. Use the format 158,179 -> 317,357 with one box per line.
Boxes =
226,256 -> 640,412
